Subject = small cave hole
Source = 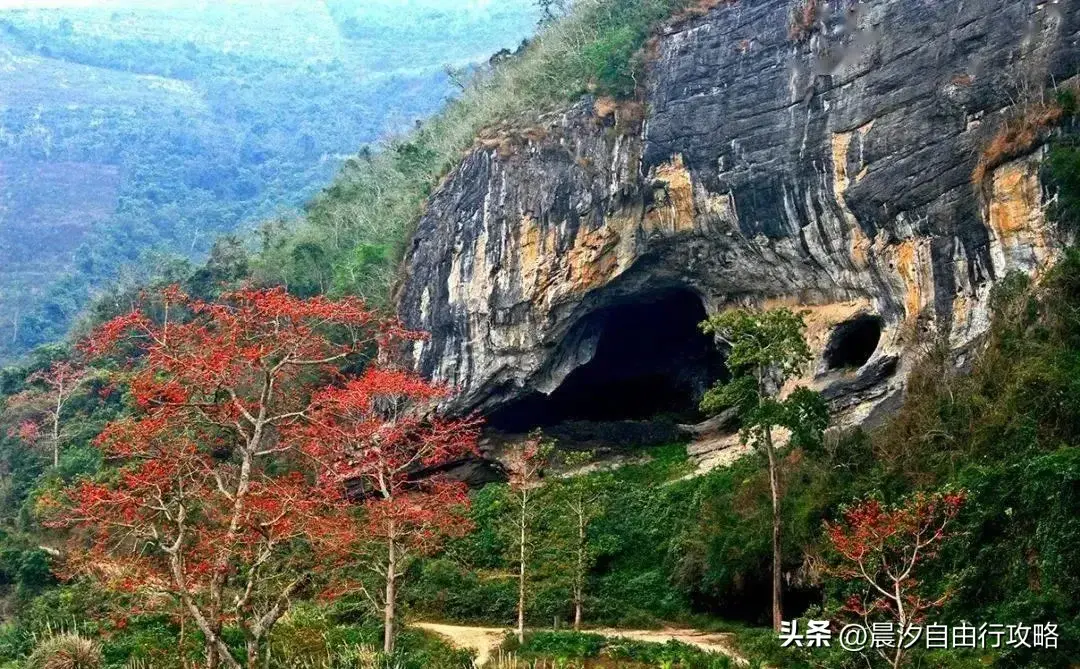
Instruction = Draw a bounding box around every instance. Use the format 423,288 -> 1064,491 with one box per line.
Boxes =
823,314 -> 882,371
488,288 -> 728,432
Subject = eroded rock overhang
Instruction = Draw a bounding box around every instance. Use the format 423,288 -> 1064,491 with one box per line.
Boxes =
395,0 -> 1077,429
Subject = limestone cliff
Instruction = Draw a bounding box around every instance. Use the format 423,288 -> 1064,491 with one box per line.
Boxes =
396,0 -> 1080,447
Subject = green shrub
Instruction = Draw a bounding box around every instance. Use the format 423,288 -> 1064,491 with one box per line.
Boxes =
406,558 -> 518,624
99,616 -> 186,668
392,628 -> 475,669
515,630 -> 606,658
606,639 -> 733,668
269,605 -> 375,668
0,624 -> 31,663
1047,141 -> 1080,236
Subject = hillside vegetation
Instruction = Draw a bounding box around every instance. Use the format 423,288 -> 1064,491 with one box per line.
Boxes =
0,0 -> 539,359
2,243 -> 1080,667
252,0 -> 693,303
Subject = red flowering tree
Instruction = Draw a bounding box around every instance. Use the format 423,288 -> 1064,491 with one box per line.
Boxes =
825,491 -> 966,669
6,361 -> 91,467
293,368 -> 481,653
42,286 -> 413,669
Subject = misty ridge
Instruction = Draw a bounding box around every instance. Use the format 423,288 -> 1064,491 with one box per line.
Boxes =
0,0 -> 539,361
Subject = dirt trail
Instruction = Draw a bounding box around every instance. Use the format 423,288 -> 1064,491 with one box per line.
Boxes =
413,622 -> 746,666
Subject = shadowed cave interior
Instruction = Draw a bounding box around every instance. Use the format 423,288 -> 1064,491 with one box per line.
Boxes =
823,314 -> 882,371
488,288 -> 728,432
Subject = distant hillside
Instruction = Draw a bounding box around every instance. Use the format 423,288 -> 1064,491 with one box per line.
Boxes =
0,0 -> 539,359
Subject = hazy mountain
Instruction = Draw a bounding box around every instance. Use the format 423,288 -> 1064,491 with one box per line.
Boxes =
0,0 -> 539,359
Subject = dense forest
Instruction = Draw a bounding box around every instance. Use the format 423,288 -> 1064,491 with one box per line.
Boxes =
0,0 -> 539,359
0,0 -> 1078,668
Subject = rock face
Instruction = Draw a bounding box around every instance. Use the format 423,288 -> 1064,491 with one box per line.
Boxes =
396,0 -> 1079,434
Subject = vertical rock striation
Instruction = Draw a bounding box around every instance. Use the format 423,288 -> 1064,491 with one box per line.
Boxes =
397,0 -> 1079,429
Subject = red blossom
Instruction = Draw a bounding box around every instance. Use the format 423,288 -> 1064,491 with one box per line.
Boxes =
13,420 -> 40,442
47,286 -> 431,669
824,491 -> 966,668
285,365 -> 480,645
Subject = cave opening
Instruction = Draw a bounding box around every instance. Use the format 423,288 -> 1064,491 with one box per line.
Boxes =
488,288 -> 728,432
823,314 -> 882,371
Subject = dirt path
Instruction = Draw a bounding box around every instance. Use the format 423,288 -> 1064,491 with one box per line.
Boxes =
413,622 -> 746,666
412,623 -> 507,666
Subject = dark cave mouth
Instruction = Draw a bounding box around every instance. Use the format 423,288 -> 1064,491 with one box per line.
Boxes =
824,314 -> 882,371
488,289 -> 728,433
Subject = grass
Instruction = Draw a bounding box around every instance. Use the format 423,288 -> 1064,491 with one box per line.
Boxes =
252,0 -> 695,306
25,632 -> 102,669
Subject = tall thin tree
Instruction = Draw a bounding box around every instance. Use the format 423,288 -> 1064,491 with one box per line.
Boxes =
506,433 -> 551,644
553,451 -> 606,630
699,307 -> 828,632
33,362 -> 90,468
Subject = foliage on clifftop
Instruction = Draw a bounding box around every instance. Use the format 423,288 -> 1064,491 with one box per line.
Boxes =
251,0 -> 692,306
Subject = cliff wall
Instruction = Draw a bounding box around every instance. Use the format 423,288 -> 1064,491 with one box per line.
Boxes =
397,0 -> 1080,438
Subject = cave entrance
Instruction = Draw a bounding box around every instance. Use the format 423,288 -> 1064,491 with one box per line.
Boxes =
823,314 -> 882,370
488,288 -> 727,432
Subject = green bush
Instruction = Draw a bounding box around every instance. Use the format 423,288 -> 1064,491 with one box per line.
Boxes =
269,605 -> 375,668
99,616 -> 187,668
409,446 -> 698,629
605,638 -> 733,668
514,630 -> 606,658
392,628 -> 475,669
0,624 -> 31,663
406,558 -> 518,624
0,535 -> 57,602
266,605 -> 473,669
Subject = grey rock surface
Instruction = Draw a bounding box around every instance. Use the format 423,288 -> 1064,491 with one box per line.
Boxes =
396,0 -> 1077,438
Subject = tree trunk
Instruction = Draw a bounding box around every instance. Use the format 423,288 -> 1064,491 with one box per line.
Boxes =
179,613 -> 187,669
384,533 -> 397,654
892,582 -> 907,669
517,490 -> 527,644
574,510 -> 585,630
179,610 -> 189,669
765,427 -> 783,633
245,639 -> 259,669
52,392 -> 62,468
